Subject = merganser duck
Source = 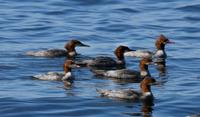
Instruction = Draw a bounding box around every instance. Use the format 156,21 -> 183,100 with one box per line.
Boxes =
97,77 -> 156,100
125,34 -> 175,59
92,58 -> 153,80
32,60 -> 79,84
76,45 -> 134,69
26,40 -> 89,57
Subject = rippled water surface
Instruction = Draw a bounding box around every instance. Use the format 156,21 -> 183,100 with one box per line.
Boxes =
0,0 -> 200,117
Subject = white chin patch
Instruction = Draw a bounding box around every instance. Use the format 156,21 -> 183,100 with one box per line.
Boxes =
141,71 -> 148,76
68,52 -> 76,56
144,92 -> 152,96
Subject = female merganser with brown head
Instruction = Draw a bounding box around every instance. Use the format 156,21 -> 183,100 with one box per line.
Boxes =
154,34 -> 175,58
26,40 -> 89,57
125,34 -> 175,59
32,60 -> 79,84
92,58 -> 153,80
97,77 -> 156,100
77,45 -> 134,69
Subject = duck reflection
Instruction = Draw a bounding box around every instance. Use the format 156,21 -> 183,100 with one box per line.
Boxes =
123,99 -> 154,117
140,97 -> 154,117
155,58 -> 167,77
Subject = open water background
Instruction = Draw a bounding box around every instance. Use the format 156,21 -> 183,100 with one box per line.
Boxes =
0,0 -> 200,117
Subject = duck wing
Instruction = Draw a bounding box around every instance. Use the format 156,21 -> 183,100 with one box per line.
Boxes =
76,56 -> 119,69
97,89 -> 140,100
33,72 -> 65,81
26,49 -> 66,57
93,69 -> 140,79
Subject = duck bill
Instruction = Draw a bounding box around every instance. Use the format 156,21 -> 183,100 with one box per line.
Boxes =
124,49 -> 136,53
78,43 -> 90,47
166,40 -> 175,44
151,82 -> 159,85
70,64 -> 80,68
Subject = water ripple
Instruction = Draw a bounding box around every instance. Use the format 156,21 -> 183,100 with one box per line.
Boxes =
0,0 -> 200,117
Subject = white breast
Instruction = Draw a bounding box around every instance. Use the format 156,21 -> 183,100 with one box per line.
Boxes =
140,71 -> 148,77
143,92 -> 152,96
68,51 -> 76,56
155,50 -> 166,58
62,72 -> 72,80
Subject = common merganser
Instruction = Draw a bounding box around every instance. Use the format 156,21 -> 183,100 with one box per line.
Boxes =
97,77 -> 156,100
26,40 -> 89,57
76,45 -> 134,69
32,60 -> 79,85
92,58 -> 153,80
125,34 -> 175,59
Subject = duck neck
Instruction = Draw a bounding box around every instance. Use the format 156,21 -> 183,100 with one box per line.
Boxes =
140,63 -> 150,77
115,52 -> 125,65
65,43 -> 77,57
156,41 -> 165,51
140,83 -> 151,94
64,65 -> 71,74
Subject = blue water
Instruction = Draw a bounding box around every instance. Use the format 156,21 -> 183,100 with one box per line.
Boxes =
0,0 -> 200,117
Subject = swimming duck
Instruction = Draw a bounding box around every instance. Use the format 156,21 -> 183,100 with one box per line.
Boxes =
32,60 -> 79,83
76,45 -> 134,69
97,77 -> 156,100
92,58 -> 153,80
26,40 -> 89,57
125,34 -> 175,59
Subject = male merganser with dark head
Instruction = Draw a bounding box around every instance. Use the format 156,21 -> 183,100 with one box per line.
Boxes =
26,40 -> 89,57
92,58 -> 153,81
125,34 -> 175,59
77,45 -> 134,69
32,60 -> 79,85
97,77 -> 156,100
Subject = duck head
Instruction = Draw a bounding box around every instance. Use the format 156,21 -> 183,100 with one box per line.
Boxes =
64,40 -> 90,57
155,34 -> 175,50
114,45 -> 134,63
63,60 -> 80,74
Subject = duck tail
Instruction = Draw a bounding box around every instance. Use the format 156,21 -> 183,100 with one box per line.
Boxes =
26,51 -> 35,56
96,89 -> 106,96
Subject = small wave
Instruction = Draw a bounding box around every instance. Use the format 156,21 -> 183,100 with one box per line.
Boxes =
95,24 -> 134,32
176,4 -> 200,12
184,16 -> 200,22
72,0 -> 120,6
114,8 -> 140,13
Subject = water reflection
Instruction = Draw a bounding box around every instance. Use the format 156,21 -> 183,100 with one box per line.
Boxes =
141,98 -> 154,117
123,99 -> 154,117
155,58 -> 167,77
